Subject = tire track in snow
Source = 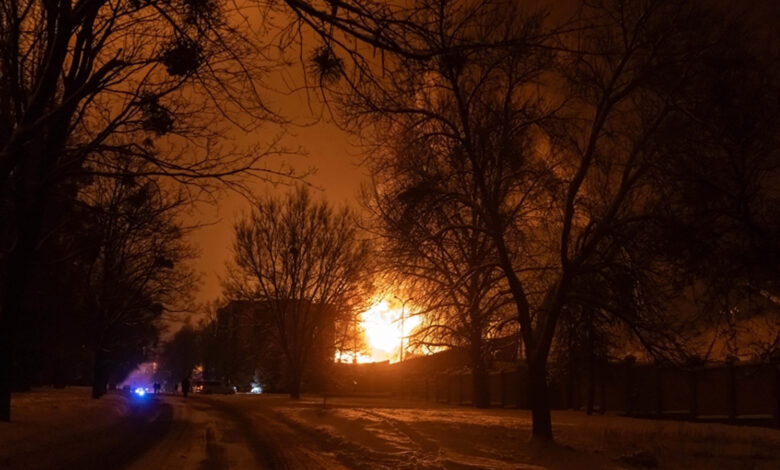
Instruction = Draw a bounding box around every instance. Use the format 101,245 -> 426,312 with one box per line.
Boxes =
269,404 -> 442,469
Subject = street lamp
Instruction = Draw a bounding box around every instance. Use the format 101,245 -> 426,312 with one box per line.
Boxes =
393,295 -> 413,362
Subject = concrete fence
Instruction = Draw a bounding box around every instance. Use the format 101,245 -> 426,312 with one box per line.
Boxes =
392,361 -> 780,427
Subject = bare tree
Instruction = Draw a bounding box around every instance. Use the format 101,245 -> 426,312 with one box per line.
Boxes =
366,159 -> 514,408
160,325 -> 201,386
317,0 -> 757,440
648,11 -> 780,359
0,0 -> 294,420
333,309 -> 369,364
338,0 -> 558,438
225,186 -> 372,398
79,159 -> 196,398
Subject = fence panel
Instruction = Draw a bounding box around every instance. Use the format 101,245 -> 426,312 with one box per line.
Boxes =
661,368 -> 693,415
695,367 -> 730,417
397,360 -> 777,427
602,364 -> 627,412
489,372 -> 503,406
632,366 -> 661,415
736,364 -> 775,416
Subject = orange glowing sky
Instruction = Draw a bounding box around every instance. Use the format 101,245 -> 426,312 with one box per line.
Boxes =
185,116 -> 365,306
180,21 -> 371,308
171,8 -> 402,360
179,0 -> 575,313
180,0 -> 780,314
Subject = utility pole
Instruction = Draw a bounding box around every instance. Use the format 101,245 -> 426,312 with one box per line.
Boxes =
394,295 -> 413,362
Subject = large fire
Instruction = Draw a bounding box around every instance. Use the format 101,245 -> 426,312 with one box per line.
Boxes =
359,300 -> 421,363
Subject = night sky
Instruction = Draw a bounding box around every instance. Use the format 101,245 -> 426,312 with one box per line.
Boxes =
186,116 -> 362,306
183,0 -> 780,309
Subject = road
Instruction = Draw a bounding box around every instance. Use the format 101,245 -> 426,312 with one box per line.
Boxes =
8,391 -> 777,469
124,394 -> 348,470
121,394 -> 622,470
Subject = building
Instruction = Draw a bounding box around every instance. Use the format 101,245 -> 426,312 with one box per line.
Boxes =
214,299 -> 337,392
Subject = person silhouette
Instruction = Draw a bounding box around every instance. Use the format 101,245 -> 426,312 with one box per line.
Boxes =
181,378 -> 190,397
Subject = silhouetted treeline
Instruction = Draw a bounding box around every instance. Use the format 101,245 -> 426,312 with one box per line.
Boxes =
1,0 -> 777,448
313,0 -> 779,440
223,187 -> 373,398
0,0 -> 293,421
8,166 -> 195,398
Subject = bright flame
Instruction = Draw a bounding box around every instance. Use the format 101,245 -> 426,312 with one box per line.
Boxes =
360,300 -> 421,362
335,351 -> 374,364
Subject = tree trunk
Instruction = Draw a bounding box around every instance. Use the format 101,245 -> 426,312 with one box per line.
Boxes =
91,351 -> 107,399
12,320 -> 34,393
528,359 -> 553,441
472,366 -> 490,408
0,141 -> 50,420
0,201 -> 44,420
0,233 -> 31,420
586,366 -> 596,415
52,345 -> 67,389
289,381 -> 301,399
586,332 -> 596,415
471,336 -> 490,408
0,316 -> 12,421
289,368 -> 301,399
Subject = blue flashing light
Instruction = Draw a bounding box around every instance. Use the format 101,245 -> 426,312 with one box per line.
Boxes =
134,387 -> 146,397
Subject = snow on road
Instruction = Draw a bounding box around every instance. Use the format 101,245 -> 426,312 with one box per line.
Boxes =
3,390 -> 780,469
124,396 -> 267,470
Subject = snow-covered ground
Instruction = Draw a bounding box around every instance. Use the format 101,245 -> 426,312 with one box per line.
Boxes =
0,387 -> 169,470
2,390 -> 779,469
241,395 -> 780,469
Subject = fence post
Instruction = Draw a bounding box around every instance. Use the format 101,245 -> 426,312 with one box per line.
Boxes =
656,367 -> 664,417
500,370 -> 506,407
690,367 -> 698,420
624,355 -> 636,416
726,356 -> 738,424
458,374 -> 464,405
773,359 -> 780,428
567,365 -> 575,410
516,366 -> 525,409
600,362 -> 607,414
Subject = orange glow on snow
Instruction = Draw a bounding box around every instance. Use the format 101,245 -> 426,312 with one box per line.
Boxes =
360,300 -> 421,363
